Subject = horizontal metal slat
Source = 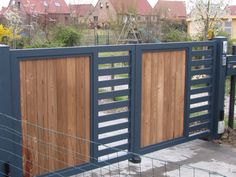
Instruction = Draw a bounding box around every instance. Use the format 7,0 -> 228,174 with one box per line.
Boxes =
190,95 -> 211,104
227,68 -> 236,76
98,67 -> 130,76
98,100 -> 129,111
190,86 -> 212,95
98,122 -> 129,134
189,131 -> 210,138
98,89 -> 130,99
191,78 -> 212,85
191,50 -> 213,57
98,144 -> 129,157
99,111 -> 130,123
189,114 -> 210,123
190,105 -> 210,114
98,56 -> 130,64
191,59 -> 213,66
99,154 -> 130,164
226,55 -> 236,61
191,68 -> 212,76
98,133 -> 129,144
189,122 -> 210,132
98,78 -> 130,88
190,41 -> 215,47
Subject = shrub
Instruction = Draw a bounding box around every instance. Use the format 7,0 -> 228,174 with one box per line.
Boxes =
162,28 -> 192,42
52,25 -> 82,47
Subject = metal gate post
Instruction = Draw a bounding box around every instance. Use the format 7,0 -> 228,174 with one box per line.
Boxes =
0,45 -> 13,177
228,45 -> 236,128
213,37 -> 228,139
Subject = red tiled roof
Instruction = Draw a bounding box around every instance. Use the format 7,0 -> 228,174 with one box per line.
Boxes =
154,0 -> 186,19
69,4 -> 94,17
8,0 -> 70,15
227,5 -> 236,16
109,0 -> 152,15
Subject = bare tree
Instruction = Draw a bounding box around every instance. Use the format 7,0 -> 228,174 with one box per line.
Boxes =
4,8 -> 23,48
189,0 -> 230,40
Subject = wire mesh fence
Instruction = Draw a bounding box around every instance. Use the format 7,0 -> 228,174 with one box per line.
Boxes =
0,113 -> 227,177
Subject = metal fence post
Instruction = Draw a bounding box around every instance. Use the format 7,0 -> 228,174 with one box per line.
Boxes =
228,45 -> 236,129
0,45 -> 13,177
213,37 -> 228,138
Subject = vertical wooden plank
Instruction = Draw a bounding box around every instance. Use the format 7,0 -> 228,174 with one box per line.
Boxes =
36,60 -> 49,175
66,58 -> 77,166
174,52 -> 181,137
76,57 -> 85,164
176,51 -> 186,137
25,61 -> 38,176
169,52 -> 177,139
141,52 -> 152,147
47,59 -> 58,172
150,52 -> 158,144
84,57 -> 91,163
56,59 -> 68,169
156,52 -> 165,143
163,51 -> 172,141
180,51 -> 186,136
20,62 -> 29,177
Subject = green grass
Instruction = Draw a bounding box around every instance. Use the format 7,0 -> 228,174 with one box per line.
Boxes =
98,51 -> 129,58
114,96 -> 129,101
117,73 -> 129,78
190,111 -> 208,118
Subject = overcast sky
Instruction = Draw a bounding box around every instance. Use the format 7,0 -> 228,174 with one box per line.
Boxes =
0,0 -> 236,9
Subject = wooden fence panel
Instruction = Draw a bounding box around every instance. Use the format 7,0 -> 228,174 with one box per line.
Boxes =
20,57 -> 90,177
141,50 -> 186,148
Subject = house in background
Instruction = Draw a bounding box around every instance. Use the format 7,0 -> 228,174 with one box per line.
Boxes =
91,0 -> 152,28
187,5 -> 236,39
69,4 -> 94,24
224,5 -> 236,39
153,0 -> 187,21
0,7 -> 7,23
2,0 -> 70,30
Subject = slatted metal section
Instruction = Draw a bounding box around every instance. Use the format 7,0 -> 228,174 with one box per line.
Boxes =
93,48 -> 133,164
189,42 -> 216,137
227,55 -> 236,76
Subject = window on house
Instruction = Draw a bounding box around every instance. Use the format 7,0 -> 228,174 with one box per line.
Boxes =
44,1 -> 48,7
94,16 -> 98,22
65,16 -> 68,24
106,2 -> 109,8
55,2 -> 61,7
224,21 -> 232,36
100,2 -> 103,9
17,1 -> 21,9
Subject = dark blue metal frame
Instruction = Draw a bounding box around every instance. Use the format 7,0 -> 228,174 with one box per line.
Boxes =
212,37 -> 228,139
0,46 -> 14,177
0,40 -> 225,177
